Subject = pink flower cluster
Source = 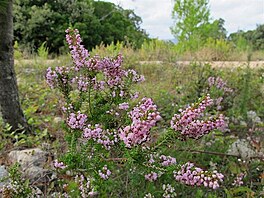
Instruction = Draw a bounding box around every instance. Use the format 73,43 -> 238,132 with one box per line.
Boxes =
145,171 -> 158,182
46,67 -> 58,88
71,76 -> 89,92
118,102 -> 129,110
159,155 -> 177,167
47,28 -> 145,101
67,111 -> 87,129
125,69 -> 145,83
119,98 -> 161,148
173,162 -> 224,189
99,165 -> 111,180
100,55 -> 125,88
46,66 -> 70,88
83,124 -> 118,150
74,175 -> 97,198
53,159 -> 67,169
148,154 -> 176,167
162,184 -> 176,198
92,77 -> 105,90
171,95 -> 226,139
66,29 -> 90,71
208,76 -> 233,93
232,173 -> 245,186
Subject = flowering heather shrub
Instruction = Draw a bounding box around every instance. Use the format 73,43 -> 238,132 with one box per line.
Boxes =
98,165 -> 111,180
171,95 -> 226,139
173,162 -> 224,189
67,111 -> 87,129
145,171 -> 159,182
207,76 -> 234,110
119,97 -> 161,148
232,173 -> 245,187
54,159 -> 67,169
45,28 -> 227,196
208,76 -> 233,93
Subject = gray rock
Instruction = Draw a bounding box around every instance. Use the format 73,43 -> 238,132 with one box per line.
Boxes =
0,165 -> 8,188
8,148 -> 48,168
25,166 -> 51,183
8,148 -> 52,183
228,139 -> 260,160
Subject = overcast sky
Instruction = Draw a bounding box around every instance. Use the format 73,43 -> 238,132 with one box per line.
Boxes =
103,0 -> 264,40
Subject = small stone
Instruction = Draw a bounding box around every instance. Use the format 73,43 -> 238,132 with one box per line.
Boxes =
0,166 -> 9,189
8,148 -> 52,184
8,148 -> 48,168
228,139 -> 258,159
54,117 -> 63,124
25,166 -> 51,183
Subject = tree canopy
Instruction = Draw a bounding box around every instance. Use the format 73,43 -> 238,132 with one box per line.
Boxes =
14,0 -> 148,54
171,0 -> 227,50
229,24 -> 264,51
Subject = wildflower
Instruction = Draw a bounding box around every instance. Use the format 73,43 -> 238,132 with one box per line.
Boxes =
145,172 -> 158,182
83,125 -> 118,150
171,95 -> 226,139
159,155 -> 177,167
119,98 -> 161,147
54,159 -> 67,169
67,111 -> 87,129
99,165 -> 111,180
173,162 -> 224,189
118,102 -> 129,110
162,184 -> 176,198
232,173 -> 245,186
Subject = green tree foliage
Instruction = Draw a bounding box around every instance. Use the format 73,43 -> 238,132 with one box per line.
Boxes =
93,1 -> 147,48
252,24 -> 264,50
204,18 -> 227,40
171,0 -> 210,42
171,0 -> 227,50
229,24 -> 264,51
14,0 -> 94,53
0,0 -> 8,13
14,0 -> 148,54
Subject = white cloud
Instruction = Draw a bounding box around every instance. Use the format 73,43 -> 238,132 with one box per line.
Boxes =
102,0 -> 264,39
210,0 -> 264,33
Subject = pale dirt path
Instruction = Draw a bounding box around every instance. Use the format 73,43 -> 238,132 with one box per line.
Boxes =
139,60 -> 264,68
175,61 -> 264,68
15,59 -> 264,68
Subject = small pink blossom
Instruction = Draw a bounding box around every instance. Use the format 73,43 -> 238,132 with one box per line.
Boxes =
54,159 -> 67,169
99,165 -> 111,180
145,172 -> 158,182
118,102 -> 129,110
232,173 -> 245,186
67,111 -> 87,129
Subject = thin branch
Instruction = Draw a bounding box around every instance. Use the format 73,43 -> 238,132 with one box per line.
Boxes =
175,148 -> 264,161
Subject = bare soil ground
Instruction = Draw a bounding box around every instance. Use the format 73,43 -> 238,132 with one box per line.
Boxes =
139,60 -> 264,68
15,59 -> 264,69
175,61 -> 264,68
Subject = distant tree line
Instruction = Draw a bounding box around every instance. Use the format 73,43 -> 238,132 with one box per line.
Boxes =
14,0 -> 149,54
229,24 -> 264,51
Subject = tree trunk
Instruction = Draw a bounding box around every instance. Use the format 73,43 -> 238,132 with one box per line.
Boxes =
0,0 -> 29,131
